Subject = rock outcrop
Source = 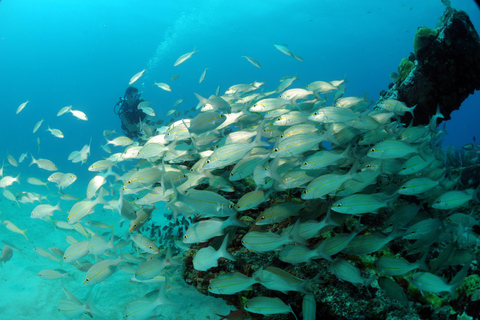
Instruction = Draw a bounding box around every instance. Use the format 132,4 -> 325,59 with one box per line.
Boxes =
379,7 -> 480,126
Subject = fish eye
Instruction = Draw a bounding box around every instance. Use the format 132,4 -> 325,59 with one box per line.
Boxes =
336,204 -> 342,207
280,135 -> 285,138
370,148 -> 375,152
401,186 -> 407,189
303,190 -> 307,194
206,159 -> 211,163
313,112 -> 318,115
228,204 -> 233,208
274,148 -> 279,152
85,278 -> 90,282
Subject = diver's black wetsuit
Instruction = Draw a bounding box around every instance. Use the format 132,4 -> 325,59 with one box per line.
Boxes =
117,99 -> 146,139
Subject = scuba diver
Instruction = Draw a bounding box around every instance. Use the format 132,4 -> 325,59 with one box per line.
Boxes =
114,86 -> 146,139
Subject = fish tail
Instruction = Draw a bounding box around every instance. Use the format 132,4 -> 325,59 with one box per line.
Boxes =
218,235 -> 236,262
29,155 -> 36,167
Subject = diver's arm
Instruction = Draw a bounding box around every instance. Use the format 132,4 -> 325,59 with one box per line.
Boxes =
119,112 -> 138,133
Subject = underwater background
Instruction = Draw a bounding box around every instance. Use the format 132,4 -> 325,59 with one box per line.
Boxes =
1,0 -> 480,319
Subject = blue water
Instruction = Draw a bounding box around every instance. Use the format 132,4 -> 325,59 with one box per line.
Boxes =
1,0 -> 479,177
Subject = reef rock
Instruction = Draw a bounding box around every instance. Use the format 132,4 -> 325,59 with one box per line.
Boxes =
379,7 -> 480,126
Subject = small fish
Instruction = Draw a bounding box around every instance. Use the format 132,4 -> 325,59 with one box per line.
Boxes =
183,215 -> 245,244
244,296 -> 297,319
329,259 -> 373,287
31,202 -> 62,219
367,140 -> 418,159
86,175 -> 107,199
256,201 -> 304,225
171,73 -> 181,81
378,277 -> 411,307
302,294 -> 316,320
48,172 -> 65,183
154,82 -> 172,92
166,109 -> 177,116
374,256 -> 425,276
138,102 -> 156,117
0,245 -> 13,268
57,105 -> 73,116
208,272 -> 258,295
376,99 -> 416,117
331,193 -> 392,215
174,48 -> 196,66
34,246 -> 62,264
33,119 -> 44,133
83,256 -> 123,286
0,175 -> 20,188
63,241 -> 90,263
131,233 -> 159,254
16,100 -> 29,114
18,152 -> 28,163
6,154 -> 18,167
290,51 -> 304,62
106,136 -> 134,147
58,286 -> 96,319
397,177 -> 439,195
37,269 -> 70,280
193,236 -> 235,271
431,189 -> 474,210
125,284 -> 175,319
242,55 -> 262,68
58,173 -> 77,189
30,155 -> 57,171
47,126 -> 64,138
129,206 -> 155,232
69,109 -> 88,121
273,44 -> 292,56
408,271 -> 458,298
235,189 -> 268,212
173,98 -> 184,107
88,234 -> 115,256
67,189 -> 108,224
3,190 -> 19,207
129,68 -> 146,85
199,67 -> 207,84
4,220 -> 28,240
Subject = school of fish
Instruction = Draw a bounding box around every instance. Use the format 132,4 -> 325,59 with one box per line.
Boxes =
1,46 -> 480,320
